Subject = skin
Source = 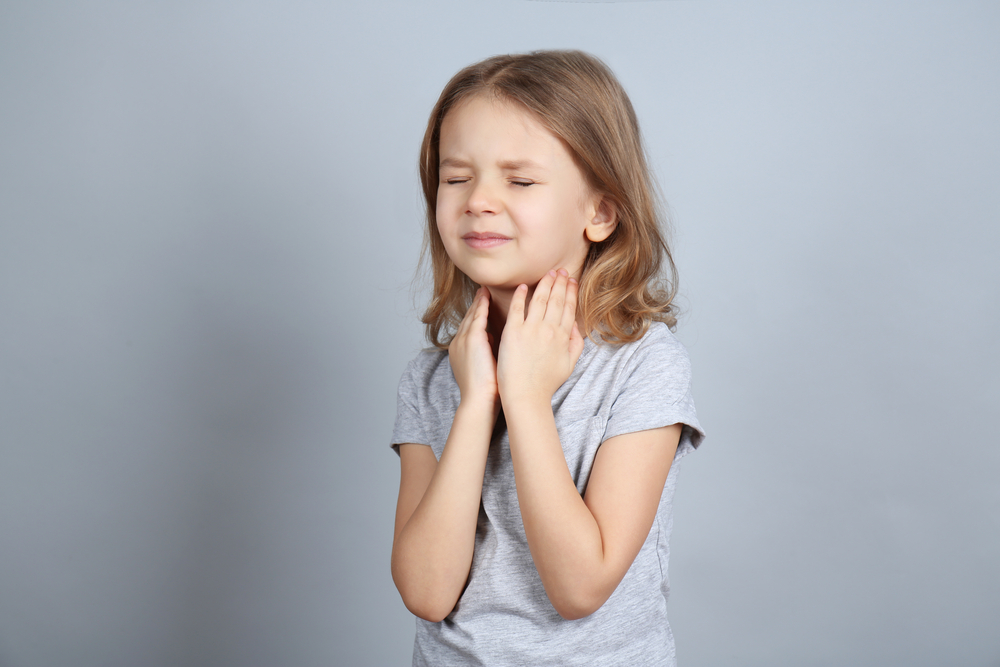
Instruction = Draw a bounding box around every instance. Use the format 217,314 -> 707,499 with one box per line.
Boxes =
391,96 -> 681,622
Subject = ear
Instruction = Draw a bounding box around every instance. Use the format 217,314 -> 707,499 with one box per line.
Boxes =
585,196 -> 617,243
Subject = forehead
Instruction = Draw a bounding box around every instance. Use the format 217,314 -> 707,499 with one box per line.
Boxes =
438,95 -> 568,165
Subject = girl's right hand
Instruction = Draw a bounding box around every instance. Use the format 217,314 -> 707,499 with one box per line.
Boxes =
448,287 -> 499,413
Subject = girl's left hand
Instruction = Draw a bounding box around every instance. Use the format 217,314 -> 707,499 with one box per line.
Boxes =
497,269 -> 585,404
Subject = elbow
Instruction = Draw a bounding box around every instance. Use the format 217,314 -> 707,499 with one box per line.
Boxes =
400,592 -> 455,623
549,587 -> 609,621
406,600 -> 453,624
552,600 -> 601,621
391,562 -> 457,623
396,587 -> 455,623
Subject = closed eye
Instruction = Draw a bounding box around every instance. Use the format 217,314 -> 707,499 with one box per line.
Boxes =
510,180 -> 534,187
444,178 -> 470,185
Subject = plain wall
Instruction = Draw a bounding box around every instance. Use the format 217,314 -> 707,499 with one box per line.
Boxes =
1,2 -> 998,666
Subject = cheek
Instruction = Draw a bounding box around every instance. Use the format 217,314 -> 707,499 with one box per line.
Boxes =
434,211 -> 460,258
436,187 -> 467,224
435,193 -> 446,224
435,219 -> 454,254
435,197 -> 453,232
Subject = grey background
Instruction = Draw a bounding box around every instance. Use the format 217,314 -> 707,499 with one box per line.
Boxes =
1,2 -> 997,666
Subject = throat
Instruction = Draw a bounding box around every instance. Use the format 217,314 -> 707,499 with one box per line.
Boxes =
486,307 -> 505,359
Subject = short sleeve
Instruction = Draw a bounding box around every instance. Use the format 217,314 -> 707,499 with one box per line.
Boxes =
603,327 -> 705,459
391,357 -> 430,454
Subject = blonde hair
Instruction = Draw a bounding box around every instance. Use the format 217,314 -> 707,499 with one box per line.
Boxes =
419,50 -> 678,347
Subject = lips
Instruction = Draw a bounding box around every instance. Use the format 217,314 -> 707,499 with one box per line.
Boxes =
462,232 -> 511,249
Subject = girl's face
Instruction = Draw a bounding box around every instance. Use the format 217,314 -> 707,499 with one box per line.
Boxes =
436,95 -> 613,291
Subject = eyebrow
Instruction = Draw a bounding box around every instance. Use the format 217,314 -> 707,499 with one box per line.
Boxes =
439,158 -> 471,169
439,157 -> 546,171
499,159 -> 545,171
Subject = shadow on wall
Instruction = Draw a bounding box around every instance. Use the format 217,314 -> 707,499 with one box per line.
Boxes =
153,211 -> 351,665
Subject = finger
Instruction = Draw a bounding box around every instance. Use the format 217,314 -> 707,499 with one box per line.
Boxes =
545,270 -> 568,323
456,288 -> 483,337
472,287 -> 490,330
527,270 -> 556,322
508,283 -> 528,324
569,321 -> 585,366
561,276 -> 579,331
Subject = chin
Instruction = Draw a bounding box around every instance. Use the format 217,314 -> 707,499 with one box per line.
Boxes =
457,263 -> 557,292
484,276 -> 545,292
458,270 -> 531,291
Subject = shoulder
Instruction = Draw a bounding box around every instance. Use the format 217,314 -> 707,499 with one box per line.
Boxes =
589,322 -> 692,387
626,322 -> 692,376
396,347 -> 458,415
598,322 -> 705,449
399,347 -> 451,389
392,348 -> 457,453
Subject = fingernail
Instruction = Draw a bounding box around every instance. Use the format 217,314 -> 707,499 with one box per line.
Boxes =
558,268 -> 568,276
548,270 -> 557,277
569,277 -> 578,284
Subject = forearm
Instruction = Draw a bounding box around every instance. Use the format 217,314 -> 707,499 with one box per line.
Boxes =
504,397 -> 612,619
391,400 -> 494,621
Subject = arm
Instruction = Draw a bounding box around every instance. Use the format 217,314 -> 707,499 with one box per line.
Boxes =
498,270 -> 680,619
390,402 -> 493,621
390,288 -> 498,622
505,406 -> 680,619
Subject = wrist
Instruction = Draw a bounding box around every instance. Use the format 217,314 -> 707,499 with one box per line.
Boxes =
498,389 -> 551,416
457,393 -> 499,417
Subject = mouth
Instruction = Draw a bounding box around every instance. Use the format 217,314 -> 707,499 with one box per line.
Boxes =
462,232 -> 511,249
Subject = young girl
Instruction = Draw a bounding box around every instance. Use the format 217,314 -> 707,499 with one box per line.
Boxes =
390,50 -> 704,667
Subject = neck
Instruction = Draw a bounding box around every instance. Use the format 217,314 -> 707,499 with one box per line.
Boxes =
484,286 -> 525,350
484,272 -> 586,350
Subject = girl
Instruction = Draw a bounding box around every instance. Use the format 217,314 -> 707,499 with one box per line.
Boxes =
390,50 -> 704,667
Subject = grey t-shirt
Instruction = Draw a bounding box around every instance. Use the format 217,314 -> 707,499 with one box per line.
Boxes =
392,322 -> 704,667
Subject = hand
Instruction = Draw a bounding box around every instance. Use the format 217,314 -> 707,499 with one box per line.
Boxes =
448,287 -> 500,412
497,269 -> 585,405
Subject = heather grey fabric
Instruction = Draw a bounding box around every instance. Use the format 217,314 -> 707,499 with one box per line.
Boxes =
392,322 -> 704,667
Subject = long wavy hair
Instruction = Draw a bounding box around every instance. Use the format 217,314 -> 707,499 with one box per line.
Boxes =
419,50 -> 678,348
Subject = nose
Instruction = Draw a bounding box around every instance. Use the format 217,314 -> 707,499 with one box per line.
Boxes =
466,179 -> 500,216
